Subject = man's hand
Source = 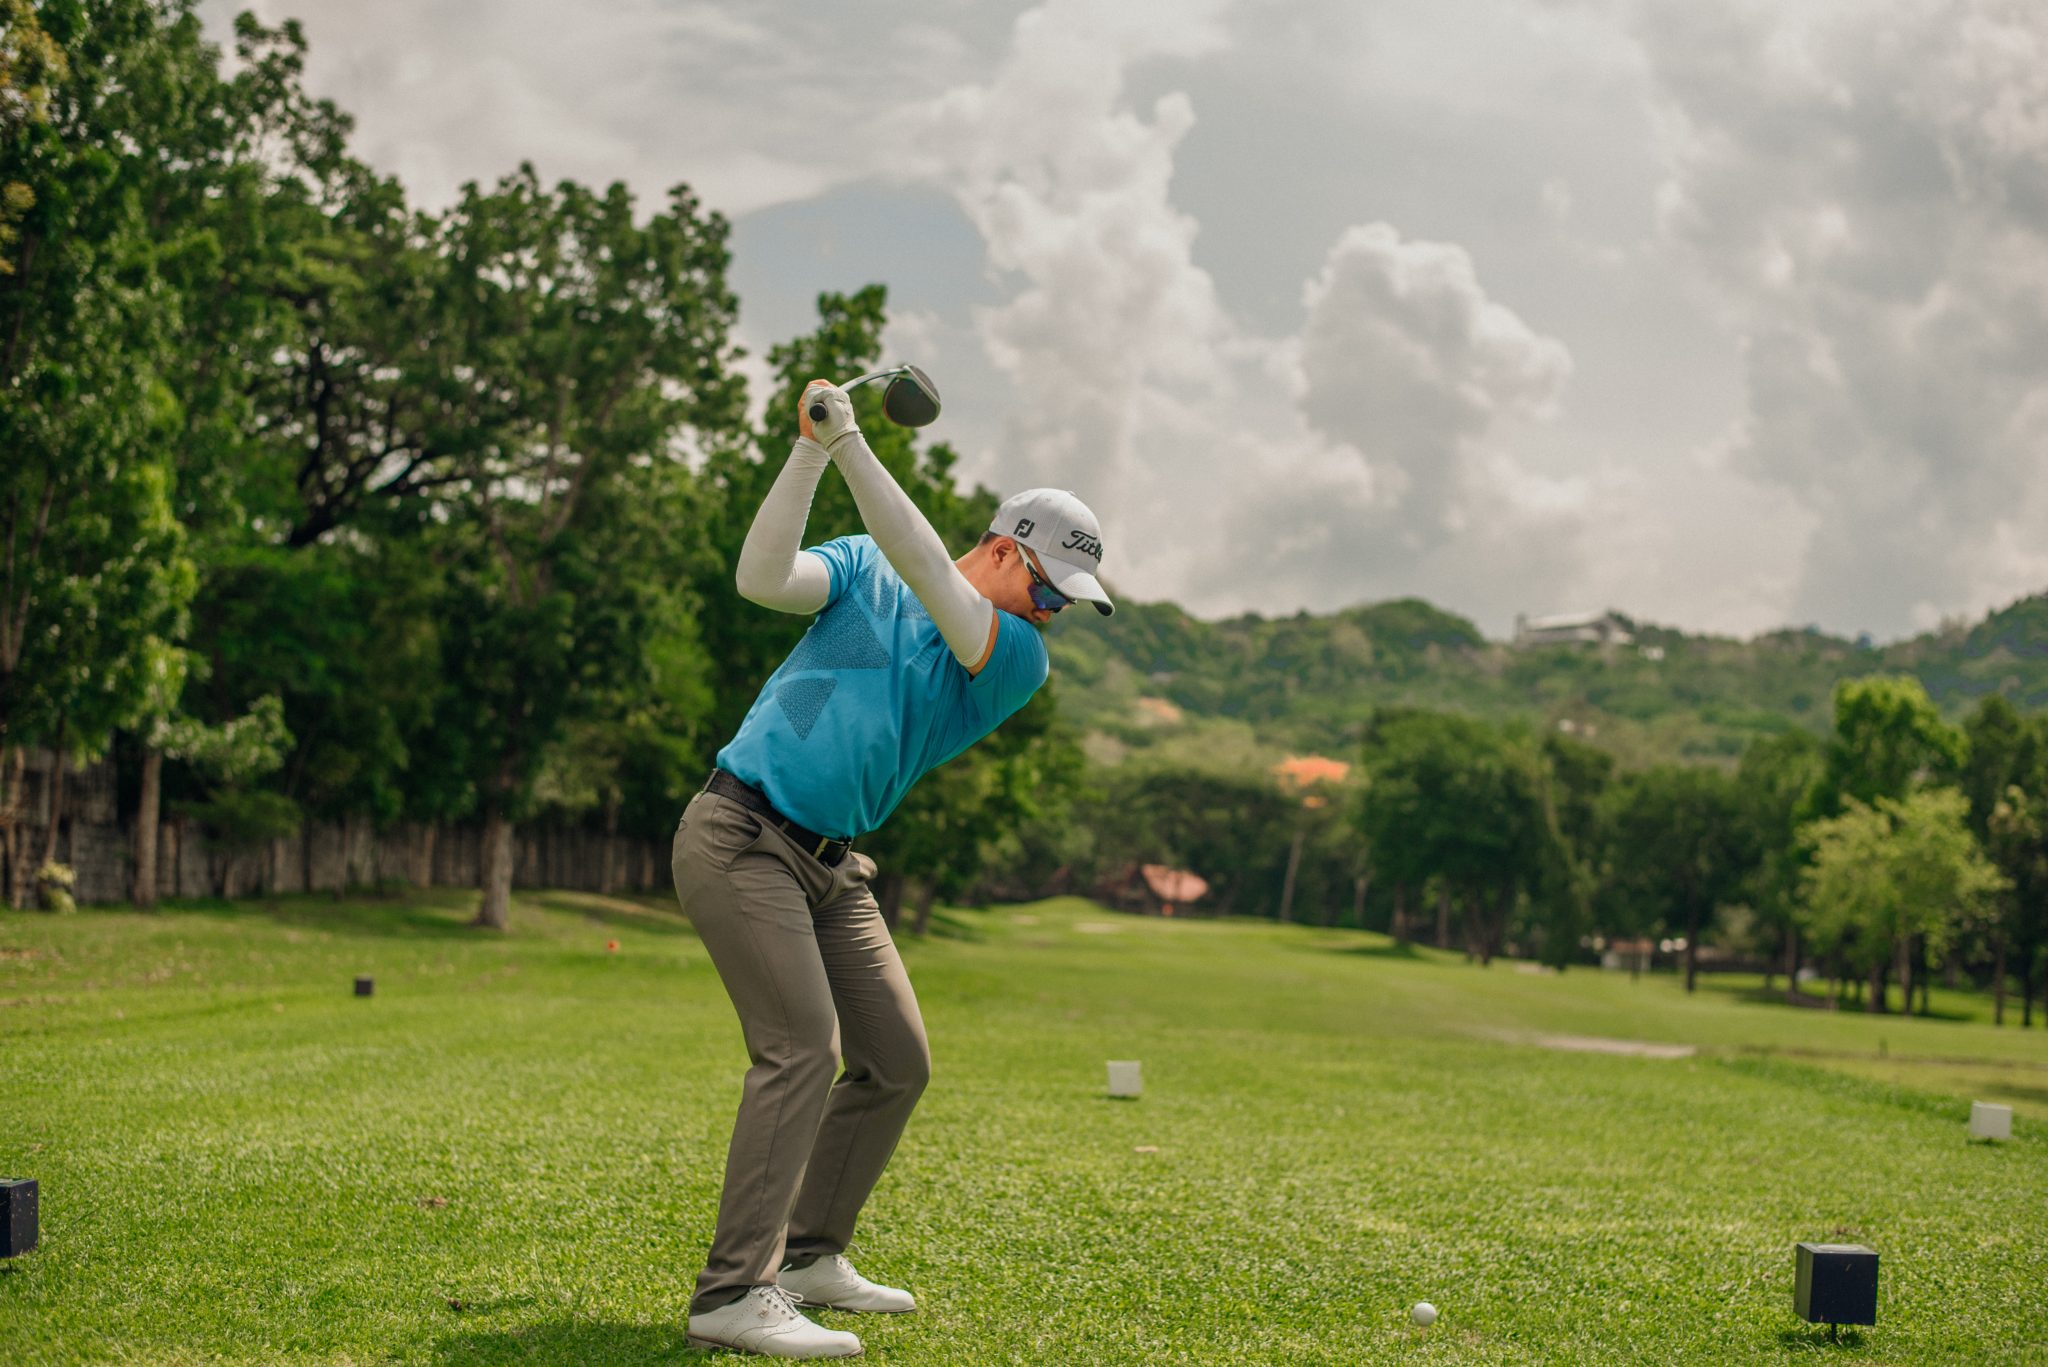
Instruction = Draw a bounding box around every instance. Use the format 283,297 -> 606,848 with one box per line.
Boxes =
801,379 -> 860,451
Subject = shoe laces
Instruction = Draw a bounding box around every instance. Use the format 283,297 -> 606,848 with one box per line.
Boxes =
829,1254 -> 859,1280
752,1284 -> 808,1322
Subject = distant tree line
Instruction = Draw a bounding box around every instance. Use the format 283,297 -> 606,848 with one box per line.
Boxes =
988,676 -> 2045,1025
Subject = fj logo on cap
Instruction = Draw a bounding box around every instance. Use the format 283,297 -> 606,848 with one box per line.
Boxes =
1014,518 -> 1036,537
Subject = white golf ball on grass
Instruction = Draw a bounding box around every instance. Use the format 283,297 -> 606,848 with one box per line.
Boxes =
1411,1301 -> 1438,1326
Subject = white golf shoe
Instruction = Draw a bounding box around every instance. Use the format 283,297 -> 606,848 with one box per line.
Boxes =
685,1285 -> 863,1358
778,1254 -> 916,1314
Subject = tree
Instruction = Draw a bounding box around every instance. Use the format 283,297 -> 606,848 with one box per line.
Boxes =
417,166 -> 743,929
1815,675 -> 1964,817
0,0 -> 219,901
1961,695 -> 2048,1025
1358,710 -> 1549,964
1530,731 -> 1613,968
1736,729 -> 1826,997
1599,765 -> 1750,992
156,694 -> 296,897
1801,790 -> 2007,1014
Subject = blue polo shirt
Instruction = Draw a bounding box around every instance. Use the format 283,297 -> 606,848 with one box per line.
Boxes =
716,535 -> 1049,839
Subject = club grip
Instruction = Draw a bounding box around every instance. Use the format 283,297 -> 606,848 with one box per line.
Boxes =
808,401 -> 827,422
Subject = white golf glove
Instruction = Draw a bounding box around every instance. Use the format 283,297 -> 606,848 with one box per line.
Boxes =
803,382 -> 861,452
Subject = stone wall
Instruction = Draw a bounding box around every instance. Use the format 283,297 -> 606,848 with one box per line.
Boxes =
1,748 -> 669,907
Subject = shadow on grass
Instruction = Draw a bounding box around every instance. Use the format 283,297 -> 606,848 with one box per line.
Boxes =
1712,984 -> 1973,1022
432,1321 -> 713,1366
1334,938 -> 1426,961
1695,975 -> 1985,1023
916,907 -> 989,944
145,888 -> 693,943
148,891 -> 486,942
525,892 -> 694,939
1972,1078 -> 2048,1108
1775,1325 -> 1868,1353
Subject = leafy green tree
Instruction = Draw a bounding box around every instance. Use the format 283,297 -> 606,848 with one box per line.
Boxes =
157,694 -> 296,897
412,166 -> 742,929
1801,790 -> 2007,1014
1528,731 -> 1613,967
1815,675 -> 1964,817
1599,765 -> 1750,992
1961,695 -> 2048,1025
1358,710 -> 1548,964
0,1 -> 213,903
1735,729 -> 1826,996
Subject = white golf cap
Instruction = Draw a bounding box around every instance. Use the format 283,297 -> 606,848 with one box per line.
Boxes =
992,488 -> 1114,616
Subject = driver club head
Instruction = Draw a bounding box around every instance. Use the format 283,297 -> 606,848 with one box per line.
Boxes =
881,365 -> 941,427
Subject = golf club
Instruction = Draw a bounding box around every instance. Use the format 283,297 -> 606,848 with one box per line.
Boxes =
809,364 -> 942,429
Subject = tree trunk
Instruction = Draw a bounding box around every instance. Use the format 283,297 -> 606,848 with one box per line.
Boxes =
599,799 -> 620,895
1784,926 -> 1801,1005
0,744 -> 19,908
911,880 -> 937,937
164,816 -> 182,901
475,805 -> 514,930
1683,903 -> 1700,994
1277,827 -> 1305,924
417,824 -> 437,888
1993,933 -> 2007,1026
1866,959 -> 1887,1013
878,870 -> 904,931
1348,872 -> 1368,930
1391,882 -> 1408,941
1484,884 -> 1513,966
1895,934 -> 1913,1018
37,738 -> 66,879
135,744 -> 162,907
1435,884 -> 1451,949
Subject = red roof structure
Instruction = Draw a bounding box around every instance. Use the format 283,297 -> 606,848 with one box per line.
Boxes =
1139,864 -> 1209,904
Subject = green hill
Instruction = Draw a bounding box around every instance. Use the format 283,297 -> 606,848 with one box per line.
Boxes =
1048,591 -> 2048,769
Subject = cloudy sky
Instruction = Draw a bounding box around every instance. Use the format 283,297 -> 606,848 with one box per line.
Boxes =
199,0 -> 2048,641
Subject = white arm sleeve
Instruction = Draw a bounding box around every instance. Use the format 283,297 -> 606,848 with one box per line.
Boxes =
827,429 -> 994,667
733,437 -> 834,614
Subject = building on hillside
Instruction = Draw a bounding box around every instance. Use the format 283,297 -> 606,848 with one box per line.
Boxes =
1514,610 -> 1634,648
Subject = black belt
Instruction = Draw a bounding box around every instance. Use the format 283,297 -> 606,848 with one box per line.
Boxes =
705,770 -> 854,868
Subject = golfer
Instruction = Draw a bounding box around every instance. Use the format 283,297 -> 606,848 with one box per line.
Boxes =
677,378 -> 1112,1358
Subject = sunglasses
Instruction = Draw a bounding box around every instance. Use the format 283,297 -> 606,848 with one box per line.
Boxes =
1023,550 -> 1071,613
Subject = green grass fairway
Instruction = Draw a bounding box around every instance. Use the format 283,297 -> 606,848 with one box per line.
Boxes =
4,892 -> 2044,1364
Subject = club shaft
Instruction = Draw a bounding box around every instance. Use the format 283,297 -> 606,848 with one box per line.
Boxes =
809,369 -> 902,421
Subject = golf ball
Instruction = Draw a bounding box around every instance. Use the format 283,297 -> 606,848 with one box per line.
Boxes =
1411,1302 -> 1438,1326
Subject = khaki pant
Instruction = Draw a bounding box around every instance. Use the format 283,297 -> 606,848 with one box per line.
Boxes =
671,789 -> 931,1313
